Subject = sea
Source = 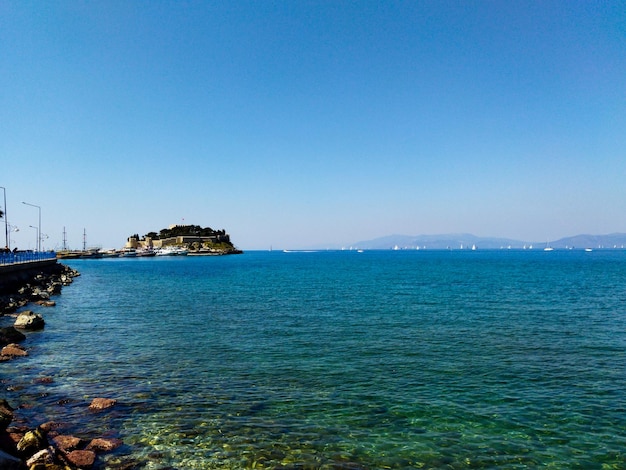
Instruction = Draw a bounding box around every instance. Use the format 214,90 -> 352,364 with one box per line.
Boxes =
2,249 -> 626,469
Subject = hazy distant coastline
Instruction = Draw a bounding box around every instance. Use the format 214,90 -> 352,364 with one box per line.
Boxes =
349,233 -> 626,251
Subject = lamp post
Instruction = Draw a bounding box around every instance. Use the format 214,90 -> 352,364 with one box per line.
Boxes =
0,186 -> 7,249
22,201 -> 41,252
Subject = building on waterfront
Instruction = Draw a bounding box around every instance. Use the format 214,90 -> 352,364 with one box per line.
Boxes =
125,225 -> 231,250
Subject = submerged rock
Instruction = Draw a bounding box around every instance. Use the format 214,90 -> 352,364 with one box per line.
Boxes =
66,449 -> 96,469
86,437 -> 123,452
52,434 -> 84,452
34,376 -> 54,384
88,398 -> 117,411
40,422 -> 63,434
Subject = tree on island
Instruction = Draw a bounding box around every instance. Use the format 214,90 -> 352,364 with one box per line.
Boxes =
157,225 -> 218,239
136,225 -> 226,240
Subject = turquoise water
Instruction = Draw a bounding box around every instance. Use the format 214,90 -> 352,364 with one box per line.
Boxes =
3,250 -> 626,469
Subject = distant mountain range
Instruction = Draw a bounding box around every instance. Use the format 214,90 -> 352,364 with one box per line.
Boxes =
352,233 -> 626,250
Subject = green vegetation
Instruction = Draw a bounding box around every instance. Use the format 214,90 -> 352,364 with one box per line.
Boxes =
154,225 -> 227,239
129,225 -> 228,242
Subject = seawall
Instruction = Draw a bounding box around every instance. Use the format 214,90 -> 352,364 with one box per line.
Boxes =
0,258 -> 60,295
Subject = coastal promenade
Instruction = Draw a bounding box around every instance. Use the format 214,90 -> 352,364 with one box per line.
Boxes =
0,252 -> 58,291
0,251 -> 57,268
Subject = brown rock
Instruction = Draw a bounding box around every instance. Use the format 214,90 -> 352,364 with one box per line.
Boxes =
6,430 -> 24,447
86,437 -> 123,452
39,422 -> 63,434
66,449 -> 96,469
88,398 -> 117,411
1,343 -> 27,357
7,424 -> 29,433
52,434 -> 84,452
34,376 -> 54,384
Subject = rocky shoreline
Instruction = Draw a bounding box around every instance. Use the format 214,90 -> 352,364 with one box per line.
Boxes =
0,263 -> 132,469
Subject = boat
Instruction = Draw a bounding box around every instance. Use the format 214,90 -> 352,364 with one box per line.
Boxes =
120,248 -> 137,257
99,249 -> 120,258
80,248 -> 103,259
136,248 -> 156,257
56,250 -> 83,259
156,246 -> 189,256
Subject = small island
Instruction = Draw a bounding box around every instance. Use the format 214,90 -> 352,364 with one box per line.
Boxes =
124,224 -> 242,256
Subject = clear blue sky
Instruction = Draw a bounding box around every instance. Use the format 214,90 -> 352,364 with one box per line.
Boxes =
1,1 -> 624,250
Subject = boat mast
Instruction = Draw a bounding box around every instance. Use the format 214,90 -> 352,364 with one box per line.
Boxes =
62,227 -> 67,251
83,228 -> 87,252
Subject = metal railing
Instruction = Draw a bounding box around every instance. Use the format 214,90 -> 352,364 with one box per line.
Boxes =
0,251 -> 57,266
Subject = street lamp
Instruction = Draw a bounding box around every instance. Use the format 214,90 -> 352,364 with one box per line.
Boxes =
0,186 -> 7,249
22,201 -> 41,252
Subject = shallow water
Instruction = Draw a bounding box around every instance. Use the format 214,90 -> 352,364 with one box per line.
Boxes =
3,250 -> 626,469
